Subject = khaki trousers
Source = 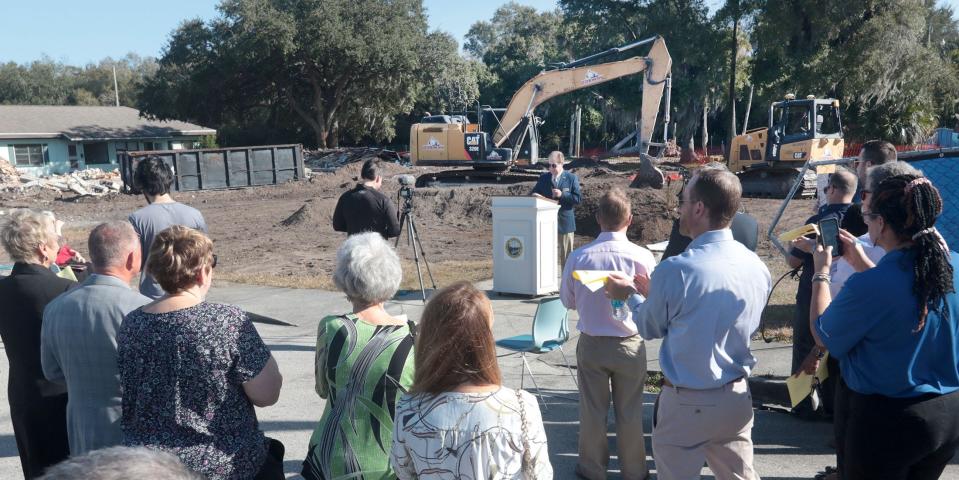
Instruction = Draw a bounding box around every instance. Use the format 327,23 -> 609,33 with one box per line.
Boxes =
576,333 -> 648,480
560,232 -> 575,269
652,378 -> 758,480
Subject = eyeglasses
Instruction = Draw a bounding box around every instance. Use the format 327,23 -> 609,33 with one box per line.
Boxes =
863,211 -> 881,221
548,163 -> 562,169
823,185 -> 832,193
211,254 -> 218,269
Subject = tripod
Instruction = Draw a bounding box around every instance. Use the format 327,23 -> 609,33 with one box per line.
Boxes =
395,193 -> 437,302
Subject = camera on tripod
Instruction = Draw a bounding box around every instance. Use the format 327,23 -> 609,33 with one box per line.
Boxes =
396,175 -> 416,211
391,174 -> 435,302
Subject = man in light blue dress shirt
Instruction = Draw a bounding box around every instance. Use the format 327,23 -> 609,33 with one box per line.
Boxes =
41,222 -> 151,455
607,167 -> 771,480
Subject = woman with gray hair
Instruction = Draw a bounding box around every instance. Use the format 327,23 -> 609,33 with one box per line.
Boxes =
302,232 -> 415,480
38,446 -> 201,480
0,209 -> 73,478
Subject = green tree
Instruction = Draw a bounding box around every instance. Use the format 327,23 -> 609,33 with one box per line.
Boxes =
750,0 -> 959,144
141,0 -> 436,148
418,32 -> 481,114
465,3 -> 565,106
560,0 -> 730,156
0,55 -> 157,107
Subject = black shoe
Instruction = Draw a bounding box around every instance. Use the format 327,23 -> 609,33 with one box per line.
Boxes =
814,465 -> 838,480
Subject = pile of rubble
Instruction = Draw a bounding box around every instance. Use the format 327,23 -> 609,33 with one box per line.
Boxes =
0,159 -> 123,196
303,147 -> 405,174
0,158 -> 20,188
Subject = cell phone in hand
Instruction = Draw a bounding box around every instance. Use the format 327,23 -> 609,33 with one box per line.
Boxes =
817,217 -> 843,257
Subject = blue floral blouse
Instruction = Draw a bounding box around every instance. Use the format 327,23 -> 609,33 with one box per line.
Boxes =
118,302 -> 272,479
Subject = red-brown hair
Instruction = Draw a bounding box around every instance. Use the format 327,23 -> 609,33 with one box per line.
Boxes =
411,282 -> 502,394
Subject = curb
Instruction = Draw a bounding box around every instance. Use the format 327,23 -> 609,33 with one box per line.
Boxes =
748,376 -> 790,407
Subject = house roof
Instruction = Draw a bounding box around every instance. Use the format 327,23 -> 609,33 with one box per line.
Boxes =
0,106 -> 216,141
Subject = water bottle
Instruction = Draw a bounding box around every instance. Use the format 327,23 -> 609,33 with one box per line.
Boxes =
611,299 -> 630,321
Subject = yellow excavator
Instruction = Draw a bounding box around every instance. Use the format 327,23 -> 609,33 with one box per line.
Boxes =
410,36 -> 672,188
728,94 -> 845,198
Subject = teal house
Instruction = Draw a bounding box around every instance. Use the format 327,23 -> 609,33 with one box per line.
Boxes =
0,105 -> 216,176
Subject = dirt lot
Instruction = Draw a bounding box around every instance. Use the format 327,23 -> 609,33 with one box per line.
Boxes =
0,159 -> 816,336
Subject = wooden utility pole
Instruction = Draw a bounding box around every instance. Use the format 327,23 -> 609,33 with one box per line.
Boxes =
702,96 -> 709,155
575,105 -> 582,157
112,66 -> 120,107
727,0 -> 739,151
741,84 -> 754,135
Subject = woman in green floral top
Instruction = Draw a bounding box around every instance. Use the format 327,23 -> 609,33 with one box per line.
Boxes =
302,232 -> 415,480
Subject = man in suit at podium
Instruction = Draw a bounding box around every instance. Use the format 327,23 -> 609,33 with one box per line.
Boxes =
531,151 -> 582,268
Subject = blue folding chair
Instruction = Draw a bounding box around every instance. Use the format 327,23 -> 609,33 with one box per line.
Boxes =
496,297 -> 577,405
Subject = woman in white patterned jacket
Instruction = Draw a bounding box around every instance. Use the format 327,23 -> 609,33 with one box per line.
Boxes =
390,281 -> 553,480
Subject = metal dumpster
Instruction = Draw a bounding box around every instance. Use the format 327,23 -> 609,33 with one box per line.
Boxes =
119,144 -> 305,193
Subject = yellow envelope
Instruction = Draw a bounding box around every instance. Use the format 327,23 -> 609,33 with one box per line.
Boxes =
785,352 -> 830,407
572,270 -> 620,293
778,223 -> 819,244
56,266 -> 78,282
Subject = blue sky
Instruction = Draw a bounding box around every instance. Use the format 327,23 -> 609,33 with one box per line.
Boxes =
0,0 -> 560,65
0,0 -> 956,65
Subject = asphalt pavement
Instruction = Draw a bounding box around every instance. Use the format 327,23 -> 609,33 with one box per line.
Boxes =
0,280 -> 955,479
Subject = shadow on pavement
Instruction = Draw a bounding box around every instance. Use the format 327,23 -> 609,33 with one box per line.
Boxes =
267,344 -> 316,352
0,434 -> 17,459
260,420 -> 319,431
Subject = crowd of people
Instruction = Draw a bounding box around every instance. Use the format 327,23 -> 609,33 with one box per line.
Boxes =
0,143 -> 956,480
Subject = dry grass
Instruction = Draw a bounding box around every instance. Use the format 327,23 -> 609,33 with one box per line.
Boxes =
758,259 -> 800,343
397,259 -> 492,291
215,271 -> 338,290
217,259 -> 493,292
644,370 -> 665,393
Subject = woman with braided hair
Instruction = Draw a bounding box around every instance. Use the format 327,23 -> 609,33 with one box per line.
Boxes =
802,174 -> 959,479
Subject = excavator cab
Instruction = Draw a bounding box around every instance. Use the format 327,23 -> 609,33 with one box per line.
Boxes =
730,95 -> 844,198
767,98 -> 842,161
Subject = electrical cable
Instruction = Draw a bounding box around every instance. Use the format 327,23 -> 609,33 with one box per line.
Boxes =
759,264 -> 801,343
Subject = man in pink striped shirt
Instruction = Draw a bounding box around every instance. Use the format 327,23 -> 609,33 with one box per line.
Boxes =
560,188 -> 656,480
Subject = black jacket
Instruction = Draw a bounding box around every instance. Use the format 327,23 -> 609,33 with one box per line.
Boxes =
661,212 -> 759,260
332,184 -> 401,239
0,262 -> 73,477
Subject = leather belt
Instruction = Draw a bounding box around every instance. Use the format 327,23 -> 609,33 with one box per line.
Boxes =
661,376 -> 744,389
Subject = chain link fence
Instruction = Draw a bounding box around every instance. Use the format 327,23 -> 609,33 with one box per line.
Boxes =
910,158 -> 957,247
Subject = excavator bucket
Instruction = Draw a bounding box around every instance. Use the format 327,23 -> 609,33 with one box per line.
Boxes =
629,154 -> 665,189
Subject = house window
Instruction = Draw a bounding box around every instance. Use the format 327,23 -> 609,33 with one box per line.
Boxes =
115,141 -> 139,153
142,142 -> 156,151
68,144 -> 79,169
13,144 -> 46,166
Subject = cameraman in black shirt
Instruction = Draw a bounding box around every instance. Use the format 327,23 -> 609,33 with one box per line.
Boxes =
332,159 -> 401,239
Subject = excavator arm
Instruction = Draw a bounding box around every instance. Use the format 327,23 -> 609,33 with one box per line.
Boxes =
492,36 -> 672,154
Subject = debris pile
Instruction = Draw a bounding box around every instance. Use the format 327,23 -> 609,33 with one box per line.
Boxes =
1,162 -> 123,197
0,159 -> 20,188
303,147 -> 405,174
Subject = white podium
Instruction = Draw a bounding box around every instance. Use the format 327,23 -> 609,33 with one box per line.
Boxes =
491,195 -> 561,295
